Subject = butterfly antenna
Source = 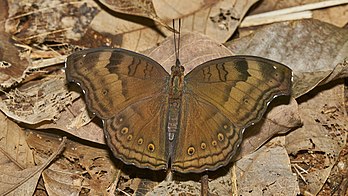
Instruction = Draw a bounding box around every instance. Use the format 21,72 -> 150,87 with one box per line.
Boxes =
173,19 -> 181,67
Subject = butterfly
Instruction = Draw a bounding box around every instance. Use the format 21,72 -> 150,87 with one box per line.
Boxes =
65,46 -> 292,173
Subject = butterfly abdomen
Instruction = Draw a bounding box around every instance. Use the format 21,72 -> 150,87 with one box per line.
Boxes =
167,65 -> 185,143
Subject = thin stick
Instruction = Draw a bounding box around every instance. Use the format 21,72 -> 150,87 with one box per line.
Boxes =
201,173 -> 209,196
240,11 -> 312,27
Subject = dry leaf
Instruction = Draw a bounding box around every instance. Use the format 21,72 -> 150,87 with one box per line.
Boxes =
312,4 -> 348,27
5,0 -> 99,44
226,19 -> 348,98
0,124 -> 66,195
0,112 -> 35,170
42,168 -> 83,196
155,0 -> 260,43
0,73 -> 78,124
98,0 -> 170,29
146,32 -> 234,74
236,137 -> 300,195
285,81 -> 347,195
26,131 -> 119,194
76,0 -> 259,50
0,165 -> 41,196
0,32 -> 30,89
235,97 -> 301,160
32,92 -> 105,144
0,112 -> 37,195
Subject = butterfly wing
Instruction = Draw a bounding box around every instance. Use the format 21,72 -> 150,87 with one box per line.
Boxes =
172,56 -> 292,173
66,48 -> 170,170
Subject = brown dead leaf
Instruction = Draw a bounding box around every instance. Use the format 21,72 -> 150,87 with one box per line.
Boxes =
5,0 -> 99,44
100,0 -> 157,19
42,168 -> 83,195
226,19 -> 348,98
146,32 -> 234,74
0,128 -> 66,195
236,137 -> 300,195
33,96 -> 105,144
285,81 -> 347,195
313,4 -> 348,27
76,0 -> 259,50
151,180 -> 201,195
248,0 -> 322,15
0,32 -> 30,89
0,112 -> 37,195
155,0 -> 260,43
26,131 -> 119,194
98,0 -> 172,30
0,112 -> 34,170
0,165 -> 42,196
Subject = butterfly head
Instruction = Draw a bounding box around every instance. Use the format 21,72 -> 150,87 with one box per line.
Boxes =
171,62 -> 184,77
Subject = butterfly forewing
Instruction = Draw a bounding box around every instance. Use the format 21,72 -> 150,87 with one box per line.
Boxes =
171,56 -> 292,173
65,48 -> 170,170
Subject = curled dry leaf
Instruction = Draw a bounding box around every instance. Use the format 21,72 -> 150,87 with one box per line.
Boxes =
34,96 -> 105,144
226,19 -> 348,98
235,97 -> 301,160
98,0 -> 170,29
285,82 -> 347,195
26,131 -> 119,195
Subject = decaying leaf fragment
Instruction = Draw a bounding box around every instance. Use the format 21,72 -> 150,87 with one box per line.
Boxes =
0,74 -> 79,124
26,131 -> 119,195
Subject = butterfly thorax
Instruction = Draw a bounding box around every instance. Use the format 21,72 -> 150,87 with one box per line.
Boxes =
169,64 -> 185,98
167,64 -> 185,143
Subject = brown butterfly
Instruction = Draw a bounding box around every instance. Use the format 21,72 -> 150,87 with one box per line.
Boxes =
65,46 -> 292,173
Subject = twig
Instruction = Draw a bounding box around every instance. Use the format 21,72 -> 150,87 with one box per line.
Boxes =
30,55 -> 67,70
241,11 -> 312,27
107,169 -> 121,196
292,163 -> 308,184
14,28 -> 72,41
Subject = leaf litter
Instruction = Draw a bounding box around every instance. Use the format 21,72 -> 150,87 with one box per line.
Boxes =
0,0 -> 347,195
